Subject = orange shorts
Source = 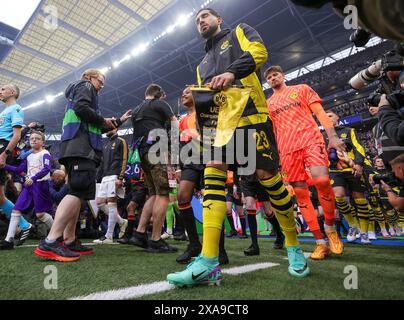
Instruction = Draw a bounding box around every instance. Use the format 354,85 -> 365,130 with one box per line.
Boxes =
281,143 -> 328,183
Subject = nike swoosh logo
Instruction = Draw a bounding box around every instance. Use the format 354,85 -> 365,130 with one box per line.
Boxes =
192,271 -> 205,280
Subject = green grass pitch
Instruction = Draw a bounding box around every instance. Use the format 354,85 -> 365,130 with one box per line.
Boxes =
0,237 -> 403,300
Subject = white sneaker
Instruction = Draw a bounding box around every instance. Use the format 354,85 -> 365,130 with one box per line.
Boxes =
360,233 -> 371,244
368,231 -> 376,240
394,225 -> 402,236
93,236 -> 113,244
389,226 -> 397,237
119,219 -> 128,238
347,227 -> 360,242
161,232 -> 173,240
381,228 -> 391,238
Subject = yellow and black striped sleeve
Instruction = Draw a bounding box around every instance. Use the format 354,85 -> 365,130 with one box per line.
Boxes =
118,137 -> 128,180
350,128 -> 366,166
226,23 -> 268,80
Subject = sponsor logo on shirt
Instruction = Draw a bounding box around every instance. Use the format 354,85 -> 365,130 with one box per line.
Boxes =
290,92 -> 298,99
270,101 -> 301,117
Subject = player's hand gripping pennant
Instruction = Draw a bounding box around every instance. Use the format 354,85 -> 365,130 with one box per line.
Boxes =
190,86 -> 252,147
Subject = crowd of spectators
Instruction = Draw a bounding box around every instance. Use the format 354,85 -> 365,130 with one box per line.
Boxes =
358,130 -> 378,160
287,41 -> 393,96
330,98 -> 369,118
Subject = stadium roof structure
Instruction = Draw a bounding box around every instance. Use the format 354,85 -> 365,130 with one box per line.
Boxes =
0,0 -> 359,134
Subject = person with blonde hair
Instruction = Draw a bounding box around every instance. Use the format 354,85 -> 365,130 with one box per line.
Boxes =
34,69 -> 131,262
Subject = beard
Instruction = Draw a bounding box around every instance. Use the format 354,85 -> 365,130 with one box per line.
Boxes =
201,24 -> 219,39
271,82 -> 282,90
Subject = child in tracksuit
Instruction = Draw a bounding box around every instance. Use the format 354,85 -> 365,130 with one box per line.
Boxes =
3,131 -> 53,247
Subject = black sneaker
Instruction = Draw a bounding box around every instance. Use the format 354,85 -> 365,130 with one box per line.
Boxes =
173,232 -> 188,241
176,244 -> 202,264
244,244 -> 260,256
15,224 -> 34,246
238,233 -> 249,239
226,230 -> 238,238
117,237 -> 130,245
145,238 -> 178,253
273,233 -> 285,249
34,240 -> 80,262
219,249 -> 229,265
64,239 -> 95,255
128,231 -> 148,248
0,239 -> 14,250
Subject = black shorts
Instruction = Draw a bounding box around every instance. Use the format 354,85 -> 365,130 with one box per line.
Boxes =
0,140 -> 13,186
65,158 -> 97,200
180,165 -> 204,191
0,169 -> 7,186
380,197 -> 394,211
130,183 -> 148,207
330,171 -> 366,193
226,184 -> 243,206
240,175 -> 269,202
367,191 -> 379,208
209,120 -> 280,175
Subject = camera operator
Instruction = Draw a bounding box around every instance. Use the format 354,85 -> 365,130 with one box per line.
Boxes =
377,70 -> 404,146
350,44 -> 404,150
367,72 -> 404,163
377,154 -> 404,213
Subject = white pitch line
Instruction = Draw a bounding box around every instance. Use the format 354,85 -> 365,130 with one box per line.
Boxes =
222,262 -> 279,275
70,281 -> 175,300
69,262 -> 279,300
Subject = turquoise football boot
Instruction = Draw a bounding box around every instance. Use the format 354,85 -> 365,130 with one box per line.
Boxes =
167,255 -> 223,287
287,246 -> 310,278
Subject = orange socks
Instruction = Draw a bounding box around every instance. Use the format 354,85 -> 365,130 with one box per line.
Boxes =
294,187 -> 323,240
313,176 -> 335,227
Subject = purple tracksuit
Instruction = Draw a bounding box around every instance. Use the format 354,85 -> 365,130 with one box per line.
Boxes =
5,149 -> 53,214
